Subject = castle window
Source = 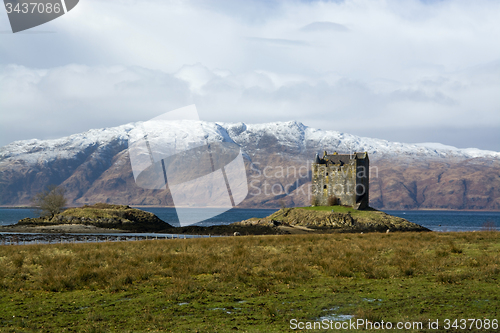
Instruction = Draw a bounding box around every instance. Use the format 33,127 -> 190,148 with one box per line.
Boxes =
323,185 -> 327,189
326,172 -> 329,176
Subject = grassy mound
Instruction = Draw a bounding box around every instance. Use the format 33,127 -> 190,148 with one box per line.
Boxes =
17,203 -> 172,231
235,206 -> 430,232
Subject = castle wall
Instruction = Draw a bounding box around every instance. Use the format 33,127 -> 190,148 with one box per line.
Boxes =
312,163 -> 357,206
311,152 -> 369,209
355,157 -> 370,209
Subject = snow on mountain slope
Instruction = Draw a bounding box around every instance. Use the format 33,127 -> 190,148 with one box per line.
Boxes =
1,120 -> 499,165
224,121 -> 500,159
0,124 -> 135,165
303,127 -> 500,159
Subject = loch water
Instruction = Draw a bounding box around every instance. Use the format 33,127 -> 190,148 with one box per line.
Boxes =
0,207 -> 499,232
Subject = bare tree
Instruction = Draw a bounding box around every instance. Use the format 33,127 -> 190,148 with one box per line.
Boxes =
32,185 -> 67,218
279,200 -> 286,209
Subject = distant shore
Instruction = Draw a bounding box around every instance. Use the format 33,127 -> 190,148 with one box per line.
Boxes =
1,206 -> 499,212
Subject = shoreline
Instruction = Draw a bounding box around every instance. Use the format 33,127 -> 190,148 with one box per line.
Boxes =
0,223 -> 286,236
1,206 -> 499,212
0,224 -> 131,234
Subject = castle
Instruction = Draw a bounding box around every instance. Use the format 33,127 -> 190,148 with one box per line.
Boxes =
311,151 -> 369,209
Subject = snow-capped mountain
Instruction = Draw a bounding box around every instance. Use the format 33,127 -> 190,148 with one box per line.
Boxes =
1,120 -> 499,210
1,120 -> 499,165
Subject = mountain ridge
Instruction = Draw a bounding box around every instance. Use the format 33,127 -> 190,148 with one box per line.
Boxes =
1,120 -> 499,210
2,120 -> 499,163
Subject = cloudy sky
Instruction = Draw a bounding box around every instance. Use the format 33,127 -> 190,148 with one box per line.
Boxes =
1,0 -> 499,151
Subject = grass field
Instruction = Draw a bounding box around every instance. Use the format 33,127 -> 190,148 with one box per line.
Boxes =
0,231 -> 499,332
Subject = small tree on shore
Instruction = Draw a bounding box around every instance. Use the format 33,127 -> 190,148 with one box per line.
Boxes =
279,200 -> 286,209
32,185 -> 67,218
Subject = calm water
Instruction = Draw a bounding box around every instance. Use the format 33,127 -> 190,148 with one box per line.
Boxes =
140,208 -> 279,227
0,207 -> 499,232
0,208 -> 37,226
0,208 -> 278,228
383,210 -> 499,232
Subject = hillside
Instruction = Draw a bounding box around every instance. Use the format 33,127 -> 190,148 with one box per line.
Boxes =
1,120 -> 499,210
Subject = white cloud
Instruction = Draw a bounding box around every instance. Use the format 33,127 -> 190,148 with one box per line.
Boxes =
2,61 -> 499,148
299,21 -> 350,32
0,0 -> 499,150
0,64 -> 191,144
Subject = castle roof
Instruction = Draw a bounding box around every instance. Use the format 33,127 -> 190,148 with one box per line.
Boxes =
315,152 -> 368,165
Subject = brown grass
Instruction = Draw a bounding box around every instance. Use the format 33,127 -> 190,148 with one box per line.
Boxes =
0,232 -> 498,296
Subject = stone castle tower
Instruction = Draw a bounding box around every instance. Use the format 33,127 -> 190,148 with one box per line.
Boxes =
311,151 -> 369,209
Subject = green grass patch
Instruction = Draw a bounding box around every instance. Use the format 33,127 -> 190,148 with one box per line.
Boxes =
298,205 -> 379,217
60,207 -> 117,219
299,205 -> 364,214
0,232 -> 499,332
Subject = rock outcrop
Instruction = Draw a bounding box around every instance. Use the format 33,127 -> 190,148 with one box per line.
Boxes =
17,203 -> 172,232
234,207 -> 430,233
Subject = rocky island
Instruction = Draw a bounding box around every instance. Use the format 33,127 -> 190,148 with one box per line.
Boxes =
1,203 -> 429,235
234,206 -> 430,233
0,203 -> 283,235
3,203 -> 172,233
